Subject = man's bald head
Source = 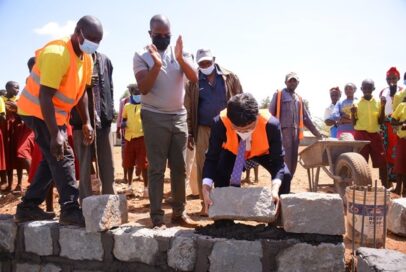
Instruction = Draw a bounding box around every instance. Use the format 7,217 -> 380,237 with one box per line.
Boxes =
75,15 -> 103,43
149,14 -> 170,30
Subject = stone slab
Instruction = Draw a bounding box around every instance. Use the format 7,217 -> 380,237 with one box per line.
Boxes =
209,240 -> 262,272
168,235 -> 197,271
0,215 -> 17,253
357,247 -> 406,272
24,220 -> 57,256
113,227 -> 159,265
276,242 -> 345,272
208,187 -> 277,223
387,198 -> 406,237
82,194 -> 128,232
59,226 -> 103,261
16,263 -> 41,272
281,192 -> 345,235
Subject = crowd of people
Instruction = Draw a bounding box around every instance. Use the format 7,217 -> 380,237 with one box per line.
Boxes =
0,14 -> 405,229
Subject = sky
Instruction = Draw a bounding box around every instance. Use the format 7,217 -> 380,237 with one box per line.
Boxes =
1,0 -> 406,119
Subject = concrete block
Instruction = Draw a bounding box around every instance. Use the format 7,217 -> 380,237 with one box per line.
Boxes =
59,226 -> 103,261
113,227 -> 159,265
16,263 -> 41,272
276,243 -> 345,272
24,220 -> 57,256
357,247 -> 406,272
209,240 -> 262,272
209,187 -> 277,223
82,194 -> 128,232
42,264 -> 62,272
387,198 -> 406,237
0,214 -> 17,253
168,235 -> 197,271
281,192 -> 345,235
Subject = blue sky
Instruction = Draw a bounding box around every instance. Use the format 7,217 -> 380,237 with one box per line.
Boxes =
1,0 -> 405,119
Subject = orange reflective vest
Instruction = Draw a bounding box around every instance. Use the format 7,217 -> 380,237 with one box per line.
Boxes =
275,90 -> 304,140
17,38 -> 92,126
220,109 -> 271,159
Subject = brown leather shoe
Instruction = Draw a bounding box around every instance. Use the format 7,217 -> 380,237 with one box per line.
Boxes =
171,214 -> 199,228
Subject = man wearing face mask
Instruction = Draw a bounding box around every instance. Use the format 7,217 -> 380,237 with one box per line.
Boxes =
70,50 -> 115,202
379,67 -> 403,185
202,93 -> 291,220
133,14 -> 198,229
15,15 -> 103,226
185,48 -> 243,216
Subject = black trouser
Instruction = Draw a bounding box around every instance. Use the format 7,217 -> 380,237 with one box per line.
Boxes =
213,149 -> 291,194
21,116 -> 79,210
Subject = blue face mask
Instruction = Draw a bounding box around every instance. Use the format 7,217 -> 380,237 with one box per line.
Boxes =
79,30 -> 99,54
132,95 -> 141,103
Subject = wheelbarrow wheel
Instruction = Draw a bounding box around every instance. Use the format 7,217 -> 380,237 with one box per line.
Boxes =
334,152 -> 372,200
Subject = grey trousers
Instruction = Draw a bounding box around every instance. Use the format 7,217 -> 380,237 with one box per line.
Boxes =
281,127 -> 300,176
141,109 -> 187,225
73,127 -> 115,202
195,125 -> 211,199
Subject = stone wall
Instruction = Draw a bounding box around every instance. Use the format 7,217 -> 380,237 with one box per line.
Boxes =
0,215 -> 345,272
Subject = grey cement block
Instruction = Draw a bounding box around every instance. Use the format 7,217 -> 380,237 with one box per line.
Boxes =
24,220 -> 57,256
209,240 -> 262,272
0,215 -> 17,253
281,192 -> 345,235
16,263 -> 41,272
168,235 -> 197,271
112,227 -> 159,265
42,264 -> 62,272
209,187 -> 277,223
276,243 -> 345,272
357,247 -> 406,272
387,198 -> 406,237
82,194 -> 128,232
59,226 -> 103,261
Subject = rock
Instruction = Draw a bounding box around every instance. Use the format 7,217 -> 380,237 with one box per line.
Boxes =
42,264 -> 62,272
0,215 -> 17,252
281,192 -> 345,235
168,235 -> 197,271
357,247 -> 406,272
82,194 -> 128,232
276,243 -> 345,272
387,198 -> 406,237
16,263 -> 41,272
208,187 -> 277,223
113,227 -> 159,265
24,220 -> 57,256
59,226 -> 103,261
209,240 -> 262,272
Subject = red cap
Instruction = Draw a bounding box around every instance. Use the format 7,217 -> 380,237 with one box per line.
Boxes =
386,67 -> 400,78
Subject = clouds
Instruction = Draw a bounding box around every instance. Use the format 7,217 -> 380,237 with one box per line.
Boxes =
34,20 -> 75,38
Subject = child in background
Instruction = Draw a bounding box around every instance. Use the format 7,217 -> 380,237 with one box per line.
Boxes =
391,95 -> 406,196
324,87 -> 341,138
122,85 -> 148,197
0,96 -> 6,187
351,79 -> 389,188
331,83 -> 357,138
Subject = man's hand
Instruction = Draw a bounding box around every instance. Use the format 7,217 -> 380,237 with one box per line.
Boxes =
174,35 -> 183,61
202,184 -> 213,214
380,96 -> 387,106
187,135 -> 194,150
50,130 -> 66,161
5,101 -> 17,113
82,123 -> 94,145
116,129 -> 121,140
146,44 -> 163,68
402,123 -> 406,131
350,105 -> 357,115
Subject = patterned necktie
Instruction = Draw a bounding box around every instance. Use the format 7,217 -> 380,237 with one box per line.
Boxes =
230,139 -> 246,186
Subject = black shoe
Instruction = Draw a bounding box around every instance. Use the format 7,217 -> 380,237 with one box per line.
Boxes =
60,206 -> 85,227
15,202 -> 56,223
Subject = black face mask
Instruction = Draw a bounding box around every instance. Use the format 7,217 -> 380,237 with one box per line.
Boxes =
389,85 -> 397,96
152,36 -> 170,51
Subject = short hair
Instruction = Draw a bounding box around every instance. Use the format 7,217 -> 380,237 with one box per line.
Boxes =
227,93 -> 259,127
344,83 -> 357,91
27,57 -> 35,71
404,72 -> 406,81
149,14 -> 170,30
329,87 -> 341,93
5,81 -> 18,89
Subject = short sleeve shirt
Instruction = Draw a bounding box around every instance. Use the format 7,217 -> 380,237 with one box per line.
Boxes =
354,97 -> 381,133
123,103 -> 143,141
391,102 -> 406,138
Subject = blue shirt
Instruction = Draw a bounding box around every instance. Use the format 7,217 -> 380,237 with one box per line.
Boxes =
198,66 -> 227,126
331,98 -> 356,133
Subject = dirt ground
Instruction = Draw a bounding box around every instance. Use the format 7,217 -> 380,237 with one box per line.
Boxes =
0,146 -> 405,267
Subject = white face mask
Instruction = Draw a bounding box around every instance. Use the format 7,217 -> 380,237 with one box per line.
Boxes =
79,30 -> 99,54
199,64 -> 215,75
236,130 -> 253,141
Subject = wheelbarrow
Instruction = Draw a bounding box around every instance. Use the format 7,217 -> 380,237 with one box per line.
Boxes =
298,139 -> 372,200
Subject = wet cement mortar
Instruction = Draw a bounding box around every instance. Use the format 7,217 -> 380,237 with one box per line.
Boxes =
195,223 -> 343,245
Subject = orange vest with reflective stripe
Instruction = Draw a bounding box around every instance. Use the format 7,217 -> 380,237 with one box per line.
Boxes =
275,90 -> 304,140
17,38 -> 92,126
220,109 -> 271,159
